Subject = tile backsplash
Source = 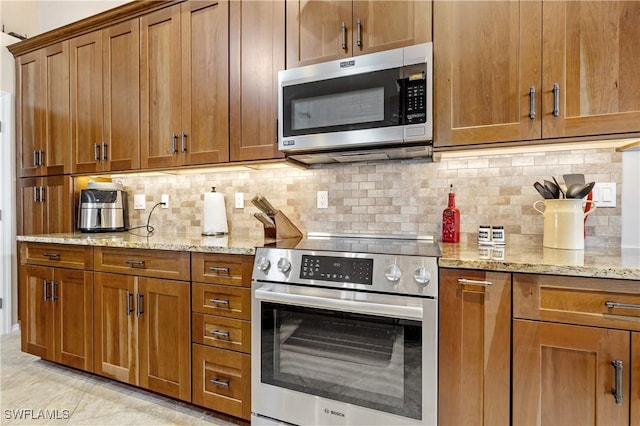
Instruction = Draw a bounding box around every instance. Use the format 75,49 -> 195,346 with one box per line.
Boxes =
118,146 -> 622,248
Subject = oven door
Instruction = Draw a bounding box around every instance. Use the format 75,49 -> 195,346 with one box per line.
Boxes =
251,282 -> 437,426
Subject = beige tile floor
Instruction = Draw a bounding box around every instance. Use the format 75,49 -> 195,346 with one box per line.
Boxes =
0,331 -> 246,425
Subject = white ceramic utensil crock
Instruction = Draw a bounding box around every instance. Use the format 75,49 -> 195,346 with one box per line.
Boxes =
533,199 -> 596,250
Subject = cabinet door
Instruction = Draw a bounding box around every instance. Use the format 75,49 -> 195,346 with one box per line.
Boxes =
53,268 -> 93,371
286,0 -> 352,68
352,1 -> 431,56
93,272 -> 137,385
181,0 -> 229,165
103,19 -> 141,172
140,5 -> 182,169
513,319 -> 629,425
43,175 -> 73,234
631,333 -> 640,424
229,0 -> 284,161
137,277 -> 191,402
438,269 -> 511,426
434,1 -> 542,147
19,264 -> 53,360
542,1 -> 640,138
16,50 -> 42,177
17,178 -> 45,235
70,31 -> 104,174
41,42 -> 70,176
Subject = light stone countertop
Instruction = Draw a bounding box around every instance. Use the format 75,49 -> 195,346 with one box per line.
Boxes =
16,232 -> 640,280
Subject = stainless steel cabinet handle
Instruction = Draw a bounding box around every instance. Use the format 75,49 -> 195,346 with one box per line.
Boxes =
50,281 -> 58,302
605,301 -> 640,310
33,150 -> 38,167
94,143 -> 100,161
136,293 -> 144,317
552,83 -> 560,117
126,291 -> 134,315
209,378 -> 230,388
457,278 -> 493,287
102,143 -> 108,160
181,132 -> 187,152
39,186 -> 45,203
43,280 -> 50,301
172,133 -> 178,154
39,150 -> 45,166
612,360 -> 623,404
209,330 -> 230,338
208,266 -> 230,274
43,252 -> 60,260
356,18 -> 362,47
125,260 -> 146,267
209,298 -> 230,305
341,22 -> 346,50
33,186 -> 39,203
529,87 -> 536,119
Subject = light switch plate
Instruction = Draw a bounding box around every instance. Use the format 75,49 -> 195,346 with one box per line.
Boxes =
134,194 -> 146,210
235,192 -> 244,209
317,191 -> 328,209
161,194 -> 169,209
592,182 -> 616,208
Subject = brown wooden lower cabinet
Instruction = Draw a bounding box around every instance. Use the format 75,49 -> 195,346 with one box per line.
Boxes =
438,268 -> 511,426
512,319 -> 630,425
93,272 -> 191,402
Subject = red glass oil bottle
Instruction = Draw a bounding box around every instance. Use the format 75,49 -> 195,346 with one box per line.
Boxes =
442,184 -> 460,243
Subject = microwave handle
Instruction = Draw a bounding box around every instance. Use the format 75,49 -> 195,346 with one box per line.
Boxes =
254,287 -> 423,320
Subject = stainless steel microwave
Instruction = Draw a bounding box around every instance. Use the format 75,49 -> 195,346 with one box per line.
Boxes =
278,43 -> 433,165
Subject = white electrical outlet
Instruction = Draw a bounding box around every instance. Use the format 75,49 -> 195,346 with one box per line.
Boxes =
235,192 -> 244,209
592,182 -> 617,208
134,194 -> 146,210
317,191 -> 328,209
161,194 -> 169,209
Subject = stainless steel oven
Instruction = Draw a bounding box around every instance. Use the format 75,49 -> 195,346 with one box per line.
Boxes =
251,235 -> 439,425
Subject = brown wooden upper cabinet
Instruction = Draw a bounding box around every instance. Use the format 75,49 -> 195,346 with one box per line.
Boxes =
229,1 -> 285,161
16,42 -> 70,178
286,0 -> 432,69
434,0 -> 640,148
70,20 -> 141,174
140,1 -> 229,169
17,175 -> 73,235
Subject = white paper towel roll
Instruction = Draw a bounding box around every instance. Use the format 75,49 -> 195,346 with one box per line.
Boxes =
202,189 -> 228,235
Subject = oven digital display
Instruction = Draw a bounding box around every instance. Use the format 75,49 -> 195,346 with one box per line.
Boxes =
300,255 -> 373,285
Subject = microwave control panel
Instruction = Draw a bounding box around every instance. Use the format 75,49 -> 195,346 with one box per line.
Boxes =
403,74 -> 427,124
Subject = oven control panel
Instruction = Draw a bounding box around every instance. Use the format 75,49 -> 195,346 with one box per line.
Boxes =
252,247 -> 438,298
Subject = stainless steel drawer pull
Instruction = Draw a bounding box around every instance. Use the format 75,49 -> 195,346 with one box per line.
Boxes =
172,133 -> 178,154
43,252 -> 60,260
612,360 -> 623,404
33,150 -> 38,167
552,83 -> 560,117
208,266 -> 230,274
33,186 -> 38,203
341,22 -> 346,50
209,298 -> 230,305
125,260 -> 146,267
136,293 -> 144,317
50,281 -> 58,302
605,301 -> 640,310
38,150 -> 45,166
43,280 -> 50,301
126,291 -> 134,315
181,132 -> 187,152
210,378 -> 230,388
94,143 -> 100,161
356,18 -> 362,47
39,186 -> 45,203
529,87 -> 536,119
457,278 -> 493,287
102,142 -> 108,160
209,330 -> 230,338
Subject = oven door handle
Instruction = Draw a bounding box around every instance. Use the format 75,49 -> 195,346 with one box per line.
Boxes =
254,288 -> 423,320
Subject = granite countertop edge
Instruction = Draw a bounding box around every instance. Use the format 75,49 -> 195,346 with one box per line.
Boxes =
16,234 -> 640,280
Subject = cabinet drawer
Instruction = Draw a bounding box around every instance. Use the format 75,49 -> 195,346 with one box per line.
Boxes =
192,344 -> 250,420
192,313 -> 251,353
513,273 -> 640,331
192,283 -> 251,320
20,242 -> 92,270
191,253 -> 254,287
93,247 -> 190,280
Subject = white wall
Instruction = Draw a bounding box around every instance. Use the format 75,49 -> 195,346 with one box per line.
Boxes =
37,1 -> 130,35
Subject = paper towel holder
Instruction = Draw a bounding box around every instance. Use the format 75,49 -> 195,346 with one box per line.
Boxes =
202,187 -> 229,236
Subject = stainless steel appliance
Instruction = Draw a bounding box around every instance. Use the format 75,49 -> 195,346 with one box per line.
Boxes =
278,43 -> 433,165
251,234 -> 439,425
78,188 -> 129,232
